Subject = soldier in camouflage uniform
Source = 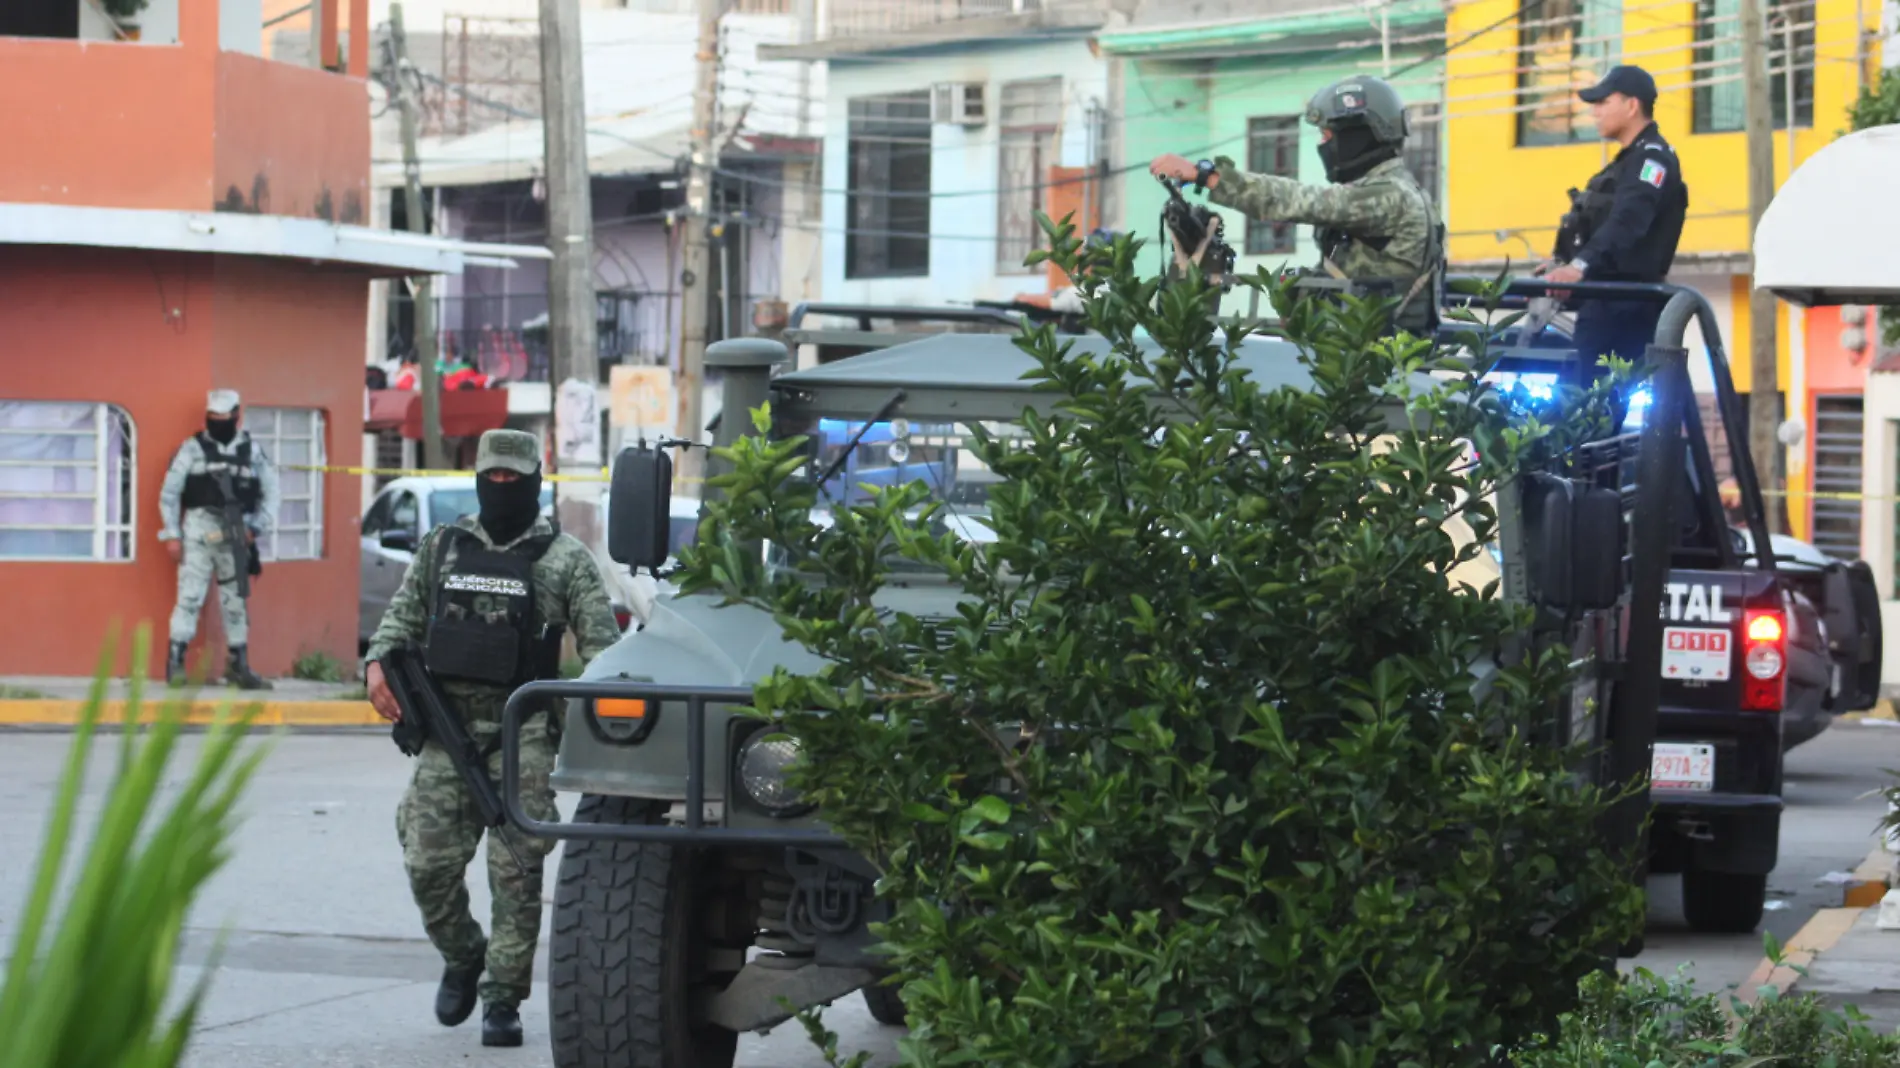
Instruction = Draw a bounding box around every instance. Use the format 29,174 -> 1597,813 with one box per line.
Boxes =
365,429 -> 621,1049
159,389 -> 278,689
1150,75 -> 1445,337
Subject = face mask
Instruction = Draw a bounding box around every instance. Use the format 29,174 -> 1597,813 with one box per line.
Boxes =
205,416 -> 239,444
476,472 -> 543,545
1317,125 -> 1397,185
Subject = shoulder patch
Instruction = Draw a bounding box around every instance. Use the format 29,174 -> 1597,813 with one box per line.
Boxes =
1638,159 -> 1668,188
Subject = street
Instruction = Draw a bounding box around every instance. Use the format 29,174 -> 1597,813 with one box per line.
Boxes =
1,720 -> 1896,1068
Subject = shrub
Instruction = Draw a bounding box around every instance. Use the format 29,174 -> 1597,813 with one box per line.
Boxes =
683,220 -> 1645,1066
291,649 -> 346,682
0,625 -> 266,1068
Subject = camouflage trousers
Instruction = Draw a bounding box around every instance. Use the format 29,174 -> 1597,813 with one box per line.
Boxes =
168,509 -> 248,646
395,715 -> 560,1007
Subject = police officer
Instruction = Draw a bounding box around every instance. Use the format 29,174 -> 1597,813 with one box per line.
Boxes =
159,389 -> 278,689
1150,74 -> 1445,337
1539,64 -> 1689,377
363,429 -> 620,1049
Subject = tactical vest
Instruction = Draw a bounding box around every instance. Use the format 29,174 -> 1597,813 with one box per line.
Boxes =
424,526 -> 565,688
1555,166 -> 1618,262
1298,216 -> 1446,338
180,435 -> 264,512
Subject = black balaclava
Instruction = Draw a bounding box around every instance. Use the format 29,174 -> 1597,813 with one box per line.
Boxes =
205,412 -> 240,445
477,470 -> 543,545
1317,124 -> 1400,185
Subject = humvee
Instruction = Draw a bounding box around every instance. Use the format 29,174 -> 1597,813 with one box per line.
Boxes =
497,131 -> 1893,1064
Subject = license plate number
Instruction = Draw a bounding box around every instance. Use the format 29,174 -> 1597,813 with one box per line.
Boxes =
1652,743 -> 1716,792
1663,627 -> 1731,681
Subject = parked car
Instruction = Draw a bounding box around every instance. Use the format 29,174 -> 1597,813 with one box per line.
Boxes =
358,475 -> 632,648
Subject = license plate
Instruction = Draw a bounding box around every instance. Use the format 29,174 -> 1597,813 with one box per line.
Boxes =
1662,627 -> 1731,681
1652,742 -> 1716,792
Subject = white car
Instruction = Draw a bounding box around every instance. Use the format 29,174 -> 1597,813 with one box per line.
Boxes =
358,475 -> 631,646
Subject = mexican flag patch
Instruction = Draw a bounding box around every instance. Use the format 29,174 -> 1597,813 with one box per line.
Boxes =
1639,160 -> 1668,188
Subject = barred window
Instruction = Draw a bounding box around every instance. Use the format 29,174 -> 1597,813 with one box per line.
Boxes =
997,77 -> 1064,273
1244,116 -> 1300,257
846,92 -> 933,280
1516,0 -> 1623,146
0,401 -> 136,561
1693,0 -> 1814,133
247,407 -> 326,561
1403,103 -> 1443,205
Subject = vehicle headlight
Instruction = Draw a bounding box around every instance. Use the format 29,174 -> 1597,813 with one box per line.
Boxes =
736,731 -> 806,813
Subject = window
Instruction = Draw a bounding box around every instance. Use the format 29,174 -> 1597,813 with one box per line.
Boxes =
997,77 -> 1064,273
1403,103 -> 1443,205
1810,395 -> 1863,561
846,91 -> 932,279
1516,0 -> 1622,146
246,407 -> 326,561
1244,116 -> 1300,257
1693,0 -> 1814,133
0,401 -> 135,561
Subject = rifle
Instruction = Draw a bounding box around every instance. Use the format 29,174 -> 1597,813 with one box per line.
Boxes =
382,642 -> 531,874
209,470 -> 259,599
1156,174 -> 1237,293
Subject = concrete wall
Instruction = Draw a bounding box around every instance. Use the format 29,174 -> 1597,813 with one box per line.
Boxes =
214,51 -> 370,220
819,36 -> 1109,305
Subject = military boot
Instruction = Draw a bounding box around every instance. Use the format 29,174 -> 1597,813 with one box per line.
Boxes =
165,642 -> 189,687
224,646 -> 273,691
481,1001 -> 523,1048
435,943 -> 485,1027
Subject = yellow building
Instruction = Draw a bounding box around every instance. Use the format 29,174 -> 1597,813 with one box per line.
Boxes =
1442,0 -> 1884,543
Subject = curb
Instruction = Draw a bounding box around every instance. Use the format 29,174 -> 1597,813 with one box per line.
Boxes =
1735,843 -> 1895,1007
0,698 -> 383,728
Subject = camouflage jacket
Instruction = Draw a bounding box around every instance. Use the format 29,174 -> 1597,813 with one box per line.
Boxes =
1209,156 -> 1440,291
366,515 -> 622,711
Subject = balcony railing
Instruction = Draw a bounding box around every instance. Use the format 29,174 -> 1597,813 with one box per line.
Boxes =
822,0 -> 1041,39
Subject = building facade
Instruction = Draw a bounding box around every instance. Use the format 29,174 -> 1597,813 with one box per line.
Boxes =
0,0 -> 536,678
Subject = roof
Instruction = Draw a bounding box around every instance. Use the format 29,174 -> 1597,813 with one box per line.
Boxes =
1754,125 -> 1900,307
1098,0 -> 1444,58
768,331 -> 1449,422
760,4 -> 1108,62
0,203 -> 550,278
376,11 -> 821,189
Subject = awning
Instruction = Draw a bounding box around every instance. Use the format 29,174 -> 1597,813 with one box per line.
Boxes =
365,389 -> 511,440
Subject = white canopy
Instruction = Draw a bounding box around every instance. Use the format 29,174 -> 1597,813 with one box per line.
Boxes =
1754,124 -> 1900,306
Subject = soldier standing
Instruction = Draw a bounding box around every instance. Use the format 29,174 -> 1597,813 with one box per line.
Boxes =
364,429 -> 620,1048
159,389 -> 277,689
1149,74 -> 1445,337
1539,65 -> 1689,375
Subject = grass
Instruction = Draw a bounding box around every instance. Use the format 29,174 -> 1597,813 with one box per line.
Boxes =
0,623 -> 268,1068
0,686 -> 49,700
290,650 -> 346,683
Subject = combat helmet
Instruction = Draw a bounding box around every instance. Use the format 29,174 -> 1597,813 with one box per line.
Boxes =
1304,76 -> 1409,148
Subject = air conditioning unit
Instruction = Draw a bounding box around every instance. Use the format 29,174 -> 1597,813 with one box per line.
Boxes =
931,82 -> 987,126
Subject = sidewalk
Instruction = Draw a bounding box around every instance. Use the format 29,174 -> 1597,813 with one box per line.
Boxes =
0,674 -> 380,728
1743,844 -> 1900,1031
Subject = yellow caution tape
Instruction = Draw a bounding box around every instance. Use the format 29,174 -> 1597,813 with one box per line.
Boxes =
283,464 -> 703,484
1758,488 -> 1896,502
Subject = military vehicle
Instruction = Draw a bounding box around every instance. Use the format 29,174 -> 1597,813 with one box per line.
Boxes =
496,137 -> 1892,1066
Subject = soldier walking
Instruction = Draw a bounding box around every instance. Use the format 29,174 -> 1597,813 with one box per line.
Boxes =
364,429 -> 621,1048
159,389 -> 277,689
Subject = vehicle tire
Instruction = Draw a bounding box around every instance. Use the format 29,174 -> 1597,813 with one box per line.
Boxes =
549,794 -> 748,1068
1681,869 -> 1768,934
862,980 -> 907,1026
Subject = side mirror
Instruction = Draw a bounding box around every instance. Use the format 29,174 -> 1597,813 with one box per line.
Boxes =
608,445 -> 673,571
1525,474 -> 1623,612
380,528 -> 417,552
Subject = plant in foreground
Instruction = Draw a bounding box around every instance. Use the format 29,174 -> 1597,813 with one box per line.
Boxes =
683,217 -> 1644,1066
0,624 -> 267,1068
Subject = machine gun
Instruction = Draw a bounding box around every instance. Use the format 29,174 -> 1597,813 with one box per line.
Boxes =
209,470 -> 260,599
384,641 -> 531,874
1156,174 -> 1237,292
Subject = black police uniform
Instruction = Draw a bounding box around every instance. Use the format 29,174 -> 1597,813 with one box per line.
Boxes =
1567,120 -> 1688,374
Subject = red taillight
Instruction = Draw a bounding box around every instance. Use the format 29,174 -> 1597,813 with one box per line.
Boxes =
1741,609 -> 1787,712
614,608 -> 632,631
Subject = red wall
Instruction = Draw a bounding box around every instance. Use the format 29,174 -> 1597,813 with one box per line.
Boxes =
213,53 -> 370,222
0,246 -> 366,679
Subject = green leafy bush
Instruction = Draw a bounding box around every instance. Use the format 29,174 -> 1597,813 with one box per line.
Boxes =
0,625 -> 266,1068
683,222 -> 1643,1065
291,649 -> 346,682
1516,939 -> 1900,1067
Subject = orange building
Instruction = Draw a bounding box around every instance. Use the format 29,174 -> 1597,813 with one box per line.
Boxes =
0,0 -> 545,679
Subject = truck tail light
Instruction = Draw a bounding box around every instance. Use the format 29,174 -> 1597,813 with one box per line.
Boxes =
1741,609 -> 1787,712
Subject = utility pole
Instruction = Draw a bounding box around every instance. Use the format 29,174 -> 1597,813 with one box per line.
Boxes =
390,2 -> 448,470
676,0 -> 724,491
1742,0 -> 1786,533
539,0 -> 602,548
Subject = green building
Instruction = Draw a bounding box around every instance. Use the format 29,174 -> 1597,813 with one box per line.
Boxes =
1100,0 -> 1447,317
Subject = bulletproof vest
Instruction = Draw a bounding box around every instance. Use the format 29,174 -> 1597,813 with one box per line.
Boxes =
423,526 -> 564,688
1300,218 -> 1445,337
1556,166 -> 1618,261
180,435 -> 263,512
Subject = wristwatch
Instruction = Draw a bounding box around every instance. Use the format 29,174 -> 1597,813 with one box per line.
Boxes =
1193,159 -> 1216,193
1569,258 -> 1590,275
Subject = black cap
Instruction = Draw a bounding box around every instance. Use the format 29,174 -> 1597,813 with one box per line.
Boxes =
1578,65 -> 1657,105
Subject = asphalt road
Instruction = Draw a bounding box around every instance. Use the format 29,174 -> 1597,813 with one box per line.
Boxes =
0,721 -> 1895,1068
